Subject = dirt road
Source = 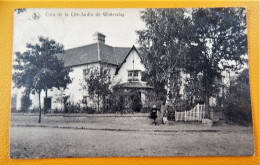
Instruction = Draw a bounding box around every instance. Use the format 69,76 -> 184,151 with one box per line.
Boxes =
10,126 -> 254,158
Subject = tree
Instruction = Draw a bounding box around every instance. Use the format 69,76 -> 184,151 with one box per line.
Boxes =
141,71 -> 166,103
13,36 -> 72,123
84,66 -> 111,113
137,9 -> 192,107
183,73 -> 205,107
185,8 -> 248,118
223,68 -> 251,125
20,89 -> 32,113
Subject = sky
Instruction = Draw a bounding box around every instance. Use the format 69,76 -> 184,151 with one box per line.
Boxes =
13,8 -> 146,53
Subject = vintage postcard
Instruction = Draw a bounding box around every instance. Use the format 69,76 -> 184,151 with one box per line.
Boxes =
10,8 -> 254,158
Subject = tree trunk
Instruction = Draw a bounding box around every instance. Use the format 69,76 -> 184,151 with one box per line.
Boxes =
165,73 -> 171,106
38,90 -> 42,123
44,88 -> 48,114
204,93 -> 210,119
97,92 -> 100,113
102,96 -> 106,113
204,78 -> 210,119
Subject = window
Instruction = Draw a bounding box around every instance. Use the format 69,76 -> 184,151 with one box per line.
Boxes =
82,96 -> 88,104
134,71 -> 138,77
128,71 -> 132,77
128,70 -> 139,82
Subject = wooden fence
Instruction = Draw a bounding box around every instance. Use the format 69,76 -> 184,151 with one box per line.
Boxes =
175,104 -> 205,122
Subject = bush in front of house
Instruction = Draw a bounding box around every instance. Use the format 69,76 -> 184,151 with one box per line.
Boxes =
30,108 -> 39,113
224,99 -> 252,125
82,107 -> 97,114
20,94 -> 32,113
107,89 -> 126,113
64,102 -> 81,113
165,106 -> 175,120
131,92 -> 143,112
141,107 -> 152,113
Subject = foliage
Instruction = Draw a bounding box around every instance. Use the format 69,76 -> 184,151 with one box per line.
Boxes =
138,8 -> 248,119
63,96 -> 70,113
141,107 -> 151,113
137,9 -> 192,106
183,73 -> 205,107
20,94 -> 32,112
165,106 -> 175,120
223,68 -> 252,125
131,92 -> 143,112
52,108 -> 63,113
141,72 -> 166,102
184,8 -> 248,118
82,107 -> 97,114
64,102 -> 82,113
13,36 -> 72,122
107,88 -> 126,113
142,91 -> 164,108
84,66 -> 112,112
62,99 -> 97,114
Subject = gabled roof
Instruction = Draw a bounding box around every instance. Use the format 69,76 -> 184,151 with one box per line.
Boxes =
115,46 -> 141,74
56,43 -> 131,67
113,47 -> 132,65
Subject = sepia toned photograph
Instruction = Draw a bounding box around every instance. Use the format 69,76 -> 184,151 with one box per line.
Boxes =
10,8 -> 254,158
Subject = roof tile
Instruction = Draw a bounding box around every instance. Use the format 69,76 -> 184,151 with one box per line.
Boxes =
57,43 -> 131,67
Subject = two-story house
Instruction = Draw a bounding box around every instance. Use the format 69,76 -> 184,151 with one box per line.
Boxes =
11,32 -> 152,111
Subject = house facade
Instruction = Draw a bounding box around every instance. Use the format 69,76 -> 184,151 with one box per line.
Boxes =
11,32 -> 152,111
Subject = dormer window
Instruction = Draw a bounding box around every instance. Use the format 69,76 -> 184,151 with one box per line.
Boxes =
128,70 -> 140,82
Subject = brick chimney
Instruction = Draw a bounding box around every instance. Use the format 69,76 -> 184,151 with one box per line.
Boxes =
93,32 -> 106,44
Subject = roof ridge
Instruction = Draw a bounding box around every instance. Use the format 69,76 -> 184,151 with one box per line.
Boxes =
114,46 -> 132,49
65,43 -> 97,51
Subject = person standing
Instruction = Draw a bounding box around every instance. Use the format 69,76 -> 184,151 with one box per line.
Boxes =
150,105 -> 160,125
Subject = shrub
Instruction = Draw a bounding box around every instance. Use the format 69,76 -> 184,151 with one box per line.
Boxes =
108,91 -> 126,113
223,69 -> 252,125
64,102 -> 81,113
141,107 -> 152,113
224,98 -> 252,125
53,108 -> 63,113
20,94 -> 32,113
131,92 -> 143,112
165,106 -> 175,120
82,107 -> 96,114
30,108 -> 39,113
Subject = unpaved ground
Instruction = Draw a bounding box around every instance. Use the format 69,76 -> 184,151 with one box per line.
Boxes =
10,126 -> 254,158
11,113 -> 252,131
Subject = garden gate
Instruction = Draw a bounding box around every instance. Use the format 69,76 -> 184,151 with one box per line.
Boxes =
175,104 -> 205,122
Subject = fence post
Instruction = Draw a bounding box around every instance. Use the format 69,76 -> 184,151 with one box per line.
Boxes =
193,107 -> 195,121
202,104 -> 205,119
197,104 -> 200,121
184,111 -> 186,122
